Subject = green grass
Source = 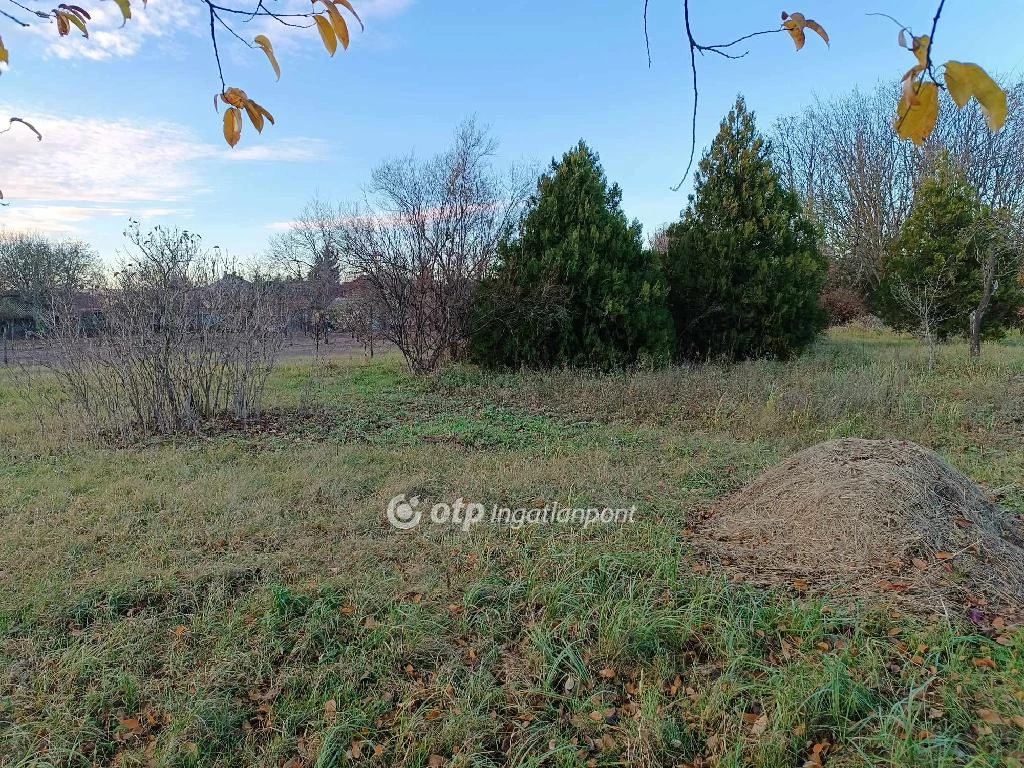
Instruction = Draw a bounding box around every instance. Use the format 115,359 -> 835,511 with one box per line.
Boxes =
1,328 -> 1023,767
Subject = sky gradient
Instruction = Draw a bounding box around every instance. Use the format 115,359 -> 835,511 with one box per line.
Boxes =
2,0 -> 1023,263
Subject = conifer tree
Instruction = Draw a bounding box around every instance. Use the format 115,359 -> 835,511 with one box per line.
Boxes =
666,96 -> 827,360
471,141 -> 672,368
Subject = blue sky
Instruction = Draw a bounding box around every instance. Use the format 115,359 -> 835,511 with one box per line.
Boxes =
2,0 -> 1023,263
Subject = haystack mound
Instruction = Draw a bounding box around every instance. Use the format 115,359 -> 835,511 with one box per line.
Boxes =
701,439 -> 1024,614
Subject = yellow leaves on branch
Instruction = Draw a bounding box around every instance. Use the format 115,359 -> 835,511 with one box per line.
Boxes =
894,30 -> 1008,145
781,11 -> 829,51
215,1 -> 358,146
312,0 -> 362,56
216,88 -> 275,148
944,61 -> 1008,132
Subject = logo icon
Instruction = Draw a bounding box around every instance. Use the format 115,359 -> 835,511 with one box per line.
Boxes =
386,494 -> 422,530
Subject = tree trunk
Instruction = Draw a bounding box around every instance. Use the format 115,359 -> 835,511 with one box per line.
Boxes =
970,249 -> 997,359
969,309 -> 983,358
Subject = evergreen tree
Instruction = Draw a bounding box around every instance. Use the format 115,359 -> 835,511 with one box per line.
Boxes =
470,141 -> 673,369
666,96 -> 827,360
877,152 -> 1023,345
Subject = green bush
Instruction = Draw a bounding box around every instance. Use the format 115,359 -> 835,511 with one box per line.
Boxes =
665,96 -> 828,360
470,141 -> 673,369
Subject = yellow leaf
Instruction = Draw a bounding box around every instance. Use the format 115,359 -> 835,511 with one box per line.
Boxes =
221,86 -> 248,108
805,19 -> 829,47
253,34 -> 281,81
334,0 -> 363,29
782,12 -> 806,51
0,35 -> 8,67
781,11 -> 828,51
243,101 -> 265,133
253,101 -> 275,126
895,81 -> 939,146
112,0 -> 131,25
314,14 -> 338,57
912,35 -> 930,71
55,12 -> 71,37
944,61 -> 1008,131
223,106 -> 242,147
61,10 -> 89,38
318,0 -> 350,50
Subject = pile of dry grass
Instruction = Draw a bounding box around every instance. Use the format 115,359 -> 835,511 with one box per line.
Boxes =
699,438 -> 1024,616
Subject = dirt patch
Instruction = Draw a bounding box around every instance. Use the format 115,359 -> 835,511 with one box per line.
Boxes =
698,438 -> 1024,618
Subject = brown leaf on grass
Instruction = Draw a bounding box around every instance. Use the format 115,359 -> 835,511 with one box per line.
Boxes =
977,708 -> 1007,725
599,667 -> 617,679
424,708 -> 443,722
119,717 -> 146,735
973,657 -> 997,669
428,755 -> 445,767
749,712 -> 769,736
803,740 -> 829,768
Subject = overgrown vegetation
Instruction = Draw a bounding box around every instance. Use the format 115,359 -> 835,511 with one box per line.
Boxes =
878,152 -> 1023,353
2,329 -> 1023,767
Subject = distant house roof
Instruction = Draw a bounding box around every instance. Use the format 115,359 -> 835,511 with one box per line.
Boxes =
338,275 -> 373,298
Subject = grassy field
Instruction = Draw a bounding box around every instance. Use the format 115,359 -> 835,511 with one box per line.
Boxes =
1,328 -> 1023,767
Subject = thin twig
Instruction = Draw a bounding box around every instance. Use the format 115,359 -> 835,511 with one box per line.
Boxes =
644,0 -> 651,67
673,0 -> 700,191
0,6 -> 29,26
925,0 -> 946,83
207,3 -> 226,92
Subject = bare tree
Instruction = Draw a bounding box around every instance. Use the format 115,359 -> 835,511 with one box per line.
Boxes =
889,268 -> 960,368
773,82 -> 919,292
266,196 -> 345,350
340,119 -> 530,374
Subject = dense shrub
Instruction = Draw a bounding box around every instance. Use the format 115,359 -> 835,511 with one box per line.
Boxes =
665,96 -> 828,360
821,266 -> 869,326
470,141 -> 673,369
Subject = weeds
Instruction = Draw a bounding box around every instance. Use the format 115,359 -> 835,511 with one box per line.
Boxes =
1,330 -> 1022,766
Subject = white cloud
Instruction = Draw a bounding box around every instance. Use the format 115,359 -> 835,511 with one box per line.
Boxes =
0,107 -> 324,233
33,0 -> 201,62
0,205 -> 132,234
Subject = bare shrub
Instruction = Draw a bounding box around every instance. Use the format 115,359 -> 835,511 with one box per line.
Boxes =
46,222 -> 284,442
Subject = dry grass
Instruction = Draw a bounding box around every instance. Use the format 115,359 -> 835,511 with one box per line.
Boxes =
0,328 -> 1023,767
700,438 -> 1024,616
